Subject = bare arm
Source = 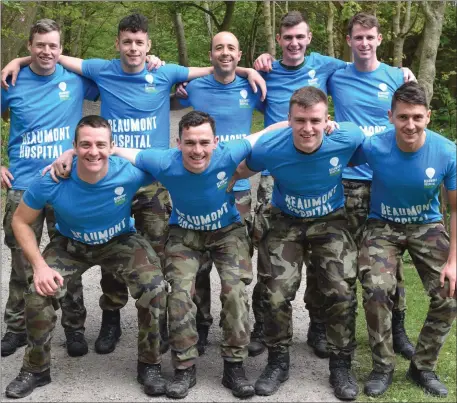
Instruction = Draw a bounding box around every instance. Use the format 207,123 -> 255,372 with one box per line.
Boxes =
227,160 -> 258,192
58,55 -> 84,75
113,146 -> 142,165
12,201 -> 64,296
245,120 -> 288,147
235,66 -> 267,101
1,56 -> 32,89
440,189 -> 456,297
187,66 -> 214,81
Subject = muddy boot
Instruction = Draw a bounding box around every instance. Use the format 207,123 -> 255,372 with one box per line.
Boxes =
222,361 -> 255,398
1,332 -> 27,357
364,370 -> 393,397
196,325 -> 209,356
407,361 -> 448,397
392,310 -> 415,360
95,310 -> 121,354
255,349 -> 289,396
329,354 -> 359,401
137,361 -> 166,396
5,369 -> 51,398
248,321 -> 266,357
166,365 -> 197,399
65,331 -> 88,357
307,320 -> 329,359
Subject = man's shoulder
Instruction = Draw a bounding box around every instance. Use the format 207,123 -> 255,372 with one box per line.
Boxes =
428,130 -> 457,154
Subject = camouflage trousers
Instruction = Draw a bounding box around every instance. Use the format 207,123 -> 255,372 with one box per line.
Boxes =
260,207 -> 358,356
304,179 -> 407,322
60,180 -> 171,332
194,190 -> 252,328
22,233 -> 166,373
359,219 -> 456,372
165,222 -> 252,369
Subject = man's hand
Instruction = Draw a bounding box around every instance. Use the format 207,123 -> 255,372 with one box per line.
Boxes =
254,53 -> 275,72
1,166 -> 14,188
401,67 -> 417,83
175,82 -> 189,99
440,260 -> 456,298
42,149 -> 74,182
246,68 -> 267,101
1,59 -> 23,90
146,54 -> 165,71
325,118 -> 340,135
33,264 -> 64,297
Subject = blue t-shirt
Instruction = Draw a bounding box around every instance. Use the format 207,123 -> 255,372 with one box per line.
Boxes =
23,157 -> 153,245
179,75 -> 261,191
135,140 -> 252,230
1,65 -> 99,190
351,128 -> 456,224
259,52 -> 346,175
81,59 -> 189,149
246,122 -> 365,218
328,63 -> 404,181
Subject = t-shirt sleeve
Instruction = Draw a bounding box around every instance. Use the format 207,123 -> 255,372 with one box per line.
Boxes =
81,59 -> 109,79
163,64 -> 190,85
444,147 -> 457,191
135,149 -> 168,178
177,79 -> 192,107
228,139 -> 252,165
131,164 -> 156,187
350,138 -> 369,166
81,76 -> 100,101
22,173 -> 51,210
319,54 -> 347,74
1,87 -> 9,114
245,138 -> 266,172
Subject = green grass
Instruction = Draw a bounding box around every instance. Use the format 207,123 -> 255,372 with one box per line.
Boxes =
353,263 -> 456,402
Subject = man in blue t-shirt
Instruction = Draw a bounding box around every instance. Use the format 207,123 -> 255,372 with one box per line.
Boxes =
4,116 -> 167,399
232,86 -> 364,400
112,110 -> 279,400
0,19 -> 99,358
327,12 -> 415,365
353,82 -> 456,398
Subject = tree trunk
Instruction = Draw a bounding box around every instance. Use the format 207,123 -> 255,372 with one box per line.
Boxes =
173,10 -> 189,66
220,1 -> 235,31
71,4 -> 86,57
202,1 -> 212,38
417,0 -> 446,102
326,2 -> 335,58
271,1 -> 275,34
392,0 -> 412,67
244,2 -> 262,67
263,0 -> 275,57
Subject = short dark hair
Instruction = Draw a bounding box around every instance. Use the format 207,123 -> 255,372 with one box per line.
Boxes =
391,82 -> 429,111
118,13 -> 148,36
347,12 -> 381,36
29,19 -> 61,44
289,86 -> 328,113
279,11 -> 309,35
178,111 -> 216,139
75,115 -> 112,144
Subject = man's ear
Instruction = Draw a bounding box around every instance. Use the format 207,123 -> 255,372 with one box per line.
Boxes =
388,109 -> 393,123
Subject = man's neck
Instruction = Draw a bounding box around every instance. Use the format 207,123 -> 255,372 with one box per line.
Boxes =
76,166 -> 109,184
29,63 -> 56,76
353,58 -> 380,73
120,61 -> 145,74
396,132 -> 427,153
281,56 -> 305,68
213,71 -> 236,84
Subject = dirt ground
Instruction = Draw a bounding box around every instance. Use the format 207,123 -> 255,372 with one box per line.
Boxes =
1,105 -> 339,402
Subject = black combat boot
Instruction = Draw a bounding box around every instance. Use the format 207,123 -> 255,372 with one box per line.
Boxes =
1,332 -> 27,357
254,349 -> 289,396
137,361 -> 166,396
329,354 -> 359,400
65,331 -> 88,357
248,321 -> 266,357
407,361 -> 448,397
392,310 -> 415,360
166,365 -> 197,399
307,320 -> 329,359
222,361 -> 255,398
94,310 -> 121,354
196,325 -> 209,356
364,370 -> 393,397
5,368 -> 51,398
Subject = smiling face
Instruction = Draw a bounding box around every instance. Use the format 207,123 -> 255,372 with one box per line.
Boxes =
177,123 -> 218,174
389,101 -> 431,152
116,30 -> 151,73
209,32 -> 241,81
28,31 -> 62,76
288,102 -> 327,153
74,126 -> 114,182
276,22 -> 312,67
347,24 -> 382,65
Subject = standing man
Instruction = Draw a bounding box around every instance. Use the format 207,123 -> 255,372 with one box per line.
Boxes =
1,19 -> 98,358
355,82 -> 456,397
175,31 -> 262,355
234,86 -> 364,400
5,115 -> 167,399
328,12 -> 415,361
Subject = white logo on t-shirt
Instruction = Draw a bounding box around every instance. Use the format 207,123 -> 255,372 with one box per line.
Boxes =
425,168 -> 435,179
113,187 -> 127,205
144,74 -> 156,93
308,70 -> 316,79
240,89 -> 248,99
216,171 -> 228,190
378,83 -> 387,91
329,157 -> 342,176
377,83 -> 389,100
59,82 -> 67,91
114,187 -> 124,195
145,74 -> 154,84
330,157 -> 339,167
239,90 -> 250,108
424,167 -> 437,188
58,81 -> 70,101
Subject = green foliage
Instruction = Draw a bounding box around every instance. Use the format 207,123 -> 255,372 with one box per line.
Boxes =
1,120 -> 10,166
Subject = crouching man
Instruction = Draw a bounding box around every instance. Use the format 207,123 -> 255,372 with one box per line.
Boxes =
5,115 -> 167,399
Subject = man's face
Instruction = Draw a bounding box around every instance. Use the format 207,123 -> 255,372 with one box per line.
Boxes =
177,123 -> 218,174
388,101 -> 430,150
288,102 -> 327,153
209,32 -> 241,77
116,30 -> 151,73
28,31 -> 62,75
276,22 -> 312,66
347,24 -> 382,64
74,126 -> 114,178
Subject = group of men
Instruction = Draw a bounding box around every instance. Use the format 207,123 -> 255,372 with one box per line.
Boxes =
1,9 -> 455,402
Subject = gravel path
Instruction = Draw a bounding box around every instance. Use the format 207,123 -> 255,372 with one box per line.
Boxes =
1,104 -> 338,402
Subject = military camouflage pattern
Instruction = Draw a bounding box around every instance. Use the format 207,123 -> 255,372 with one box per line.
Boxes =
165,222 -> 252,369
2,189 -> 73,333
22,233 -> 166,373
260,208 -> 358,356
194,190 -> 252,329
256,175 -> 274,208
359,219 -> 456,373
